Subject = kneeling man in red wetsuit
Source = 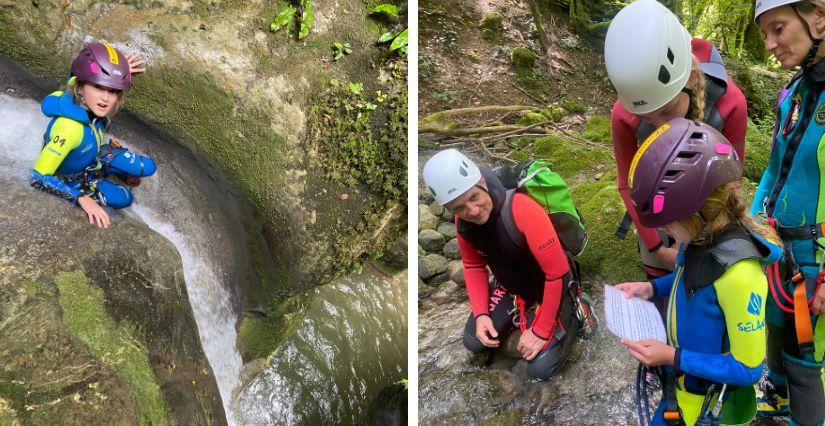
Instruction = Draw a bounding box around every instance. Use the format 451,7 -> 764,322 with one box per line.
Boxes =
423,149 -> 582,380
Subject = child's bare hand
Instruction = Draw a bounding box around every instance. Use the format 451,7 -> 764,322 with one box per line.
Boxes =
126,53 -> 145,75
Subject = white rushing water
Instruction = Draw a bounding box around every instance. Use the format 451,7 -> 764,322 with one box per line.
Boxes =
0,93 -> 242,422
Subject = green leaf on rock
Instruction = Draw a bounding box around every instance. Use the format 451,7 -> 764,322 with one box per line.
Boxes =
270,6 -> 296,32
371,3 -> 399,18
299,1 -> 313,39
389,28 -> 408,52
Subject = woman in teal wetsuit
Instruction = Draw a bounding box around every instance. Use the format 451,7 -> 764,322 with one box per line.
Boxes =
617,118 -> 781,426
750,1 -> 825,424
31,43 -> 156,228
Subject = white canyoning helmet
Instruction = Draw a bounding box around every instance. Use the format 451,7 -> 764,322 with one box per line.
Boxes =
755,0 -> 801,23
423,149 -> 482,205
604,0 -> 693,115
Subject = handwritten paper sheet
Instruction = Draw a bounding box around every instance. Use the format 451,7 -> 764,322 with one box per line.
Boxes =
604,284 -> 666,343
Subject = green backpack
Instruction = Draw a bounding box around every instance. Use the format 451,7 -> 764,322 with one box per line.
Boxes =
494,160 -> 588,257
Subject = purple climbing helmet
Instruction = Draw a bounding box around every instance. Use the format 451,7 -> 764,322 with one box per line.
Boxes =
71,43 -> 132,91
628,117 -> 741,228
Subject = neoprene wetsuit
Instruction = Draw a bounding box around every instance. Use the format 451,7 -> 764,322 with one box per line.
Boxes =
31,90 -> 156,208
750,56 -> 825,426
456,168 -> 579,380
612,38 -> 748,278
649,226 -> 781,425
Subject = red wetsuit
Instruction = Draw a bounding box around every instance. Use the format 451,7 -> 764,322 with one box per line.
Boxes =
456,193 -> 569,340
612,38 -> 748,253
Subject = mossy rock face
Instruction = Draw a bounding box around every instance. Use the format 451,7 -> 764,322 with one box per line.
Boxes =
0,175 -> 224,424
510,47 -> 536,71
0,0 -> 406,294
479,12 -> 504,32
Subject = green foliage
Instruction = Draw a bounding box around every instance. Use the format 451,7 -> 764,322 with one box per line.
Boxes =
332,42 -> 352,61
307,79 -> 408,199
378,28 -> 409,56
269,0 -> 313,39
564,100 -> 586,114
270,6 -> 297,32
742,118 -> 772,182
299,1 -> 313,39
56,270 -> 170,425
725,54 -> 792,124
390,28 -> 409,54
371,3 -> 399,19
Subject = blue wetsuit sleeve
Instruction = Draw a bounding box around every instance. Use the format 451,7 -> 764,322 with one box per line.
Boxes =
676,260 -> 767,386
651,272 -> 676,298
30,170 -> 82,202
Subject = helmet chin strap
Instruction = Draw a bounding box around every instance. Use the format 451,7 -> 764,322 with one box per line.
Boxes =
792,5 -> 824,67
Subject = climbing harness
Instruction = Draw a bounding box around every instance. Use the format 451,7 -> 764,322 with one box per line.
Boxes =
765,217 -> 821,357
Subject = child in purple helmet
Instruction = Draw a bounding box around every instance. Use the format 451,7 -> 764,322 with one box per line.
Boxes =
30,43 -> 155,228
615,118 -> 781,425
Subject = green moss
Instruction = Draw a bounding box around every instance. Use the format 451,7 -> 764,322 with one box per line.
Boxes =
55,270 -> 170,425
517,112 -> 546,126
582,114 -> 612,144
236,294 -> 309,360
510,47 -> 536,71
564,100 -> 586,114
532,134 -> 612,179
743,118 -> 771,182
479,12 -> 503,31
572,172 -> 646,284
306,78 -> 407,199
540,105 -> 566,123
481,410 -> 522,426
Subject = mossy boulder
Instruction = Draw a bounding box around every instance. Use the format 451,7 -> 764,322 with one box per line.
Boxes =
479,11 -> 504,31
517,112 -> 547,126
510,47 -> 536,72
0,175 -> 224,424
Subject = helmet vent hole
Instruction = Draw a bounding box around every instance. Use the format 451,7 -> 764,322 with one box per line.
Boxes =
658,65 -> 671,84
459,166 -> 468,177
675,151 -> 700,164
667,48 -> 674,65
663,169 -> 683,181
690,132 -> 707,143
100,67 -> 110,76
428,186 -> 437,196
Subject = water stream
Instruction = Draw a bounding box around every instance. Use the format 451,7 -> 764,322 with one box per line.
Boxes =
0,90 -> 407,424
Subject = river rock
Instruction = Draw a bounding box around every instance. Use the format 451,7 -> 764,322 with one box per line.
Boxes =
419,229 -> 447,252
419,254 -> 448,280
447,260 -> 466,286
443,238 -> 462,260
419,204 -> 440,230
428,203 -> 445,217
441,209 -> 455,221
436,222 -> 457,239
427,272 -> 450,287
0,175 -> 225,424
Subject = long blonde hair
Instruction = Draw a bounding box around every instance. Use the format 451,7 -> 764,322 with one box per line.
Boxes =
677,182 -> 779,246
64,78 -> 124,117
686,56 -> 707,122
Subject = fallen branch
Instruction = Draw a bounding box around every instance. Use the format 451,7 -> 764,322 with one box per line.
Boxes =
419,124 -> 524,136
421,105 -> 534,124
